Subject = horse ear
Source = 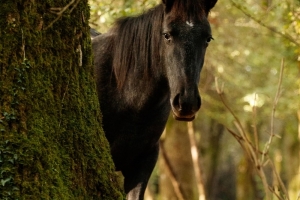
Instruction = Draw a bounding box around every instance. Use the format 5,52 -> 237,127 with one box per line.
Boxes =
162,0 -> 174,13
203,0 -> 218,14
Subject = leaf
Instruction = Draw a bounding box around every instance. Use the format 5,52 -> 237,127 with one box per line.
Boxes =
1,177 -> 12,186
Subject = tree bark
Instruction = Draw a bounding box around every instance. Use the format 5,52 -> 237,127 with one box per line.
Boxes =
0,1 -> 123,199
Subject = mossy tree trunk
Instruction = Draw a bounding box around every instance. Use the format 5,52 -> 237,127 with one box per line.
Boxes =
0,1 -> 123,199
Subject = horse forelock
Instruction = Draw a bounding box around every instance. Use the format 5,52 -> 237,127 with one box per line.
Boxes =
167,0 -> 207,22
111,5 -> 165,90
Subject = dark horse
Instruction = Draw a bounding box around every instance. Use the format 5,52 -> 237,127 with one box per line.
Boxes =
92,0 -> 218,199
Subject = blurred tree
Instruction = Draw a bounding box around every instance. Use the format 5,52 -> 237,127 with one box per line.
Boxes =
89,0 -> 299,199
202,0 -> 300,199
0,0 -> 123,199
89,0 -> 159,32
159,119 -> 198,200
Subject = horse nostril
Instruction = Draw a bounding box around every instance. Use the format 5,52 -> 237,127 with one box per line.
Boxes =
172,94 -> 181,111
172,93 -> 201,113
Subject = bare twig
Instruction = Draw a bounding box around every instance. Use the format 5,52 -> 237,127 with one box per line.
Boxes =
215,64 -> 289,199
76,44 -> 82,67
215,78 -> 247,140
252,94 -> 259,158
269,159 -> 290,200
261,59 -> 284,163
269,185 -> 285,200
187,122 -> 206,200
160,140 -> 186,200
216,77 -> 271,199
230,0 -> 300,47
44,0 -> 79,30
215,78 -> 259,167
69,0 -> 81,13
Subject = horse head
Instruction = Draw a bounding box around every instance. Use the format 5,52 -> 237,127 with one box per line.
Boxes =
162,0 -> 218,121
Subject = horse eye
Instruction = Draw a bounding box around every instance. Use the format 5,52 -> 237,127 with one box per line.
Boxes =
163,33 -> 171,41
206,36 -> 214,43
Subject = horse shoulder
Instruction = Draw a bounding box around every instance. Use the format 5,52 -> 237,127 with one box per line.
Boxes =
92,33 -> 115,63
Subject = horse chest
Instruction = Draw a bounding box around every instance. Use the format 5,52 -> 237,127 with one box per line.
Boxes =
102,90 -> 170,142
100,85 -> 170,166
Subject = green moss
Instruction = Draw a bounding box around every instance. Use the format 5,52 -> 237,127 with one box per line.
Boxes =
0,0 -> 124,199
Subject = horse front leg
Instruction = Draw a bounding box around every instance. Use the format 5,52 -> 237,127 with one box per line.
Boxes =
122,144 -> 159,200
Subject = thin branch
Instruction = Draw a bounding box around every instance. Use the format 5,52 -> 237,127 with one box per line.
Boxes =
215,71 -> 289,199
230,0 -> 300,47
187,122 -> 206,200
159,140 -> 186,200
226,128 -> 254,159
269,159 -> 290,200
69,0 -> 81,13
261,59 -> 285,163
252,94 -> 260,158
233,120 -> 260,168
215,77 -> 259,167
269,185 -> 285,200
215,78 -> 248,140
258,165 -> 272,200
44,0 -> 79,30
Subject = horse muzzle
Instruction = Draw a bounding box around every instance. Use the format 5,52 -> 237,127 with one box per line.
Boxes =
173,113 -> 195,121
171,92 -> 201,121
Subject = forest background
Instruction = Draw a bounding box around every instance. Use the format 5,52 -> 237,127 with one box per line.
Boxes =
90,0 -> 299,200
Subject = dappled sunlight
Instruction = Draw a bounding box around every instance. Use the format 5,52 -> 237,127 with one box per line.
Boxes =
89,0 -> 300,199
243,93 -> 266,112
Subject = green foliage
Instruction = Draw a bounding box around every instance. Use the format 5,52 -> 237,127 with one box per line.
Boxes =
201,0 -> 300,199
89,0 -> 299,199
89,0 -> 159,32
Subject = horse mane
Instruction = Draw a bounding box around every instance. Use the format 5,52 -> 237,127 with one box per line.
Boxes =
110,1 -> 207,89
111,4 -> 165,89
